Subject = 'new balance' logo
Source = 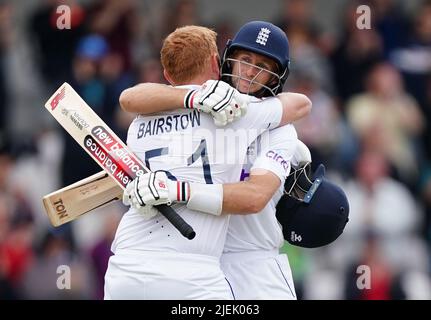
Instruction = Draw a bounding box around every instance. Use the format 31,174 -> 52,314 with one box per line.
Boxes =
290,231 -> 302,243
256,28 -> 271,46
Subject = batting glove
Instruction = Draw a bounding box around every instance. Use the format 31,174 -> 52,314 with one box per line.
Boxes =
123,171 -> 190,219
184,80 -> 248,126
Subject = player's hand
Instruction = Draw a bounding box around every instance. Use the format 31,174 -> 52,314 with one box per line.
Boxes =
122,171 -> 186,219
184,80 -> 248,126
122,178 -> 159,220
212,91 -> 250,127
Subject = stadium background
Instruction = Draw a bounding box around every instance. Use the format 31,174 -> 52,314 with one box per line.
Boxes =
0,0 -> 431,299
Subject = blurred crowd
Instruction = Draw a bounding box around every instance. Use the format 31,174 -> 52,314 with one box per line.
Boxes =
1,0 -> 431,299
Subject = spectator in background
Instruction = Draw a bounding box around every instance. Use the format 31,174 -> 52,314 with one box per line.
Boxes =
213,18 -> 235,56
390,0 -> 431,109
276,0 -> 335,94
71,35 -> 109,113
61,35 -> 109,187
0,194 -> 18,299
89,209 -> 122,300
344,231 -> 398,300
422,75 -> 431,161
305,149 -> 430,299
344,229 -> 431,300
371,0 -> 409,57
346,62 -> 424,187
136,57 -> 165,84
331,1 -> 384,105
288,70 -> 356,173
2,208 -> 34,289
275,0 -> 320,43
340,150 -> 427,274
0,1 -> 11,137
29,0 -> 86,90
419,79 -> 431,244
0,140 -> 36,293
110,57 -> 165,139
388,3 -> 431,246
21,229 -> 94,299
99,52 -> 135,141
87,0 -> 139,73
162,0 -> 200,39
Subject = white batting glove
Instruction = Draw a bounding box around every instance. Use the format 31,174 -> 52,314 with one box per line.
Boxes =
122,171 -> 190,219
212,91 -> 250,127
122,179 -> 157,220
184,80 -> 248,126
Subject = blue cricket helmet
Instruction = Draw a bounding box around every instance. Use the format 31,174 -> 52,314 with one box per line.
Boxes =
221,20 -> 290,97
276,164 -> 350,248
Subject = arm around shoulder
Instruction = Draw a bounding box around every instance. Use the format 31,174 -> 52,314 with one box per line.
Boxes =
187,170 -> 281,215
119,83 -> 187,114
221,169 -> 281,214
123,169 -> 281,216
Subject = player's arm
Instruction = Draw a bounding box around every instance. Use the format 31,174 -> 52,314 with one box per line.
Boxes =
120,80 -> 247,126
277,92 -> 312,126
215,138 -> 311,214
124,129 -> 304,217
123,167 -> 282,216
220,170 -> 281,214
221,125 -> 299,213
226,92 -> 311,132
120,81 -> 311,127
119,83 -> 186,114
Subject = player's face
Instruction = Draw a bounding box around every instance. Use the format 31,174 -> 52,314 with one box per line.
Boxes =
230,50 -> 278,94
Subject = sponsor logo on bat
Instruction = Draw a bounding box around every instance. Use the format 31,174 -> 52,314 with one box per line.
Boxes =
91,126 -> 147,177
53,198 -> 68,220
50,86 -> 66,110
84,135 -> 134,187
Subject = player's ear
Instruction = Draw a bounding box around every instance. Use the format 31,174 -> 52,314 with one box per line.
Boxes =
163,69 -> 176,85
210,53 -> 221,79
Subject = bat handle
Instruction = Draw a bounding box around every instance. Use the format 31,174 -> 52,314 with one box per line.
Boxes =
156,204 -> 196,240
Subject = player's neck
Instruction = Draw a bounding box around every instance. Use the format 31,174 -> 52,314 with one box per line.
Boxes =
185,76 -> 213,86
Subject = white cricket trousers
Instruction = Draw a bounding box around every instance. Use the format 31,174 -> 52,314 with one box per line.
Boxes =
221,249 -> 296,300
104,249 -> 234,300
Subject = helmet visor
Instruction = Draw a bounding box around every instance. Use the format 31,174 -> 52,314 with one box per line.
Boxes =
221,57 -> 282,96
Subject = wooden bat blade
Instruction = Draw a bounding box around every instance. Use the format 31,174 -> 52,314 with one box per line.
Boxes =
44,82 -> 146,190
43,171 -> 122,226
43,83 -> 195,239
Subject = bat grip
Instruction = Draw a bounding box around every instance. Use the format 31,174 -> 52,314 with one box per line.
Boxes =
156,204 -> 196,240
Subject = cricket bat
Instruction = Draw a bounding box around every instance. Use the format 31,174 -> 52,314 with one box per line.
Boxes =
43,82 -> 196,239
43,171 -> 122,227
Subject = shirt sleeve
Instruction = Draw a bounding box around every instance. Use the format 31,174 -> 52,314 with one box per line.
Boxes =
250,125 -> 298,182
